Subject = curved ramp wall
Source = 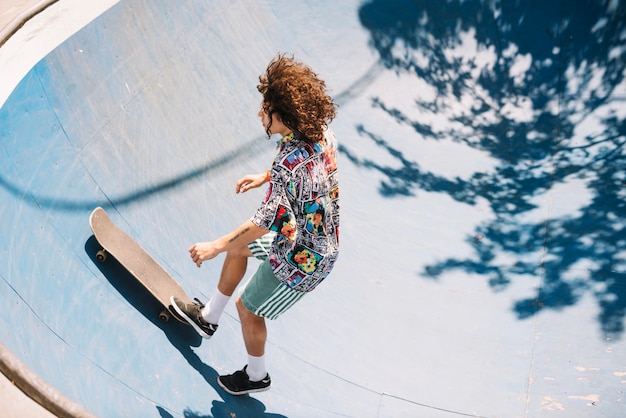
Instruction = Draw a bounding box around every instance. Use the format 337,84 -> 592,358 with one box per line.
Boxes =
1,0 -> 625,417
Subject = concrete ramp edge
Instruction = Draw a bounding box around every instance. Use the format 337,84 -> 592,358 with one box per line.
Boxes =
0,1 -> 58,47
0,342 -> 96,417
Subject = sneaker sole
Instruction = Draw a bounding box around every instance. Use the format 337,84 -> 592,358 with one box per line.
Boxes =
169,296 -> 212,339
217,377 -> 271,396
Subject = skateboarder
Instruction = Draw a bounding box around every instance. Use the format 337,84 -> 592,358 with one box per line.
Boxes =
171,54 -> 340,395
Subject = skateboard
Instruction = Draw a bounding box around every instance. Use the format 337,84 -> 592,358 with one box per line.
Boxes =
89,206 -> 193,324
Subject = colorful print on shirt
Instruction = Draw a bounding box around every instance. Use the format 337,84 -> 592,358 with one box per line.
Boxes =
252,129 -> 340,292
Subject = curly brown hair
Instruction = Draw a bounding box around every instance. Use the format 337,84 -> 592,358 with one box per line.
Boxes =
257,54 -> 337,143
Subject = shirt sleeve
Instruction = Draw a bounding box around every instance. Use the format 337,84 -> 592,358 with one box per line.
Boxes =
251,167 -> 297,240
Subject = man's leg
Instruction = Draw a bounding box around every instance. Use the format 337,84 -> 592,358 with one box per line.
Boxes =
171,244 -> 253,338
217,259 -> 306,395
235,296 -> 267,380
203,245 -> 253,324
215,296 -> 271,396
235,296 -> 266,355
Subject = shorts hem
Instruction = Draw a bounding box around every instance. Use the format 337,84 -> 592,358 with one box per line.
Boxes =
239,260 -> 305,320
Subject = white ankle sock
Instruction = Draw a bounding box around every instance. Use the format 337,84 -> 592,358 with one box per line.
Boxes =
201,289 -> 230,324
246,354 -> 267,382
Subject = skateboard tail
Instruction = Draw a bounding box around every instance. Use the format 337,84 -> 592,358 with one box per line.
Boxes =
89,207 -> 194,325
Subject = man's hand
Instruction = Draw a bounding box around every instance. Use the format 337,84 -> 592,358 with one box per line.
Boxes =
188,241 -> 221,267
188,221 -> 269,268
236,172 -> 267,194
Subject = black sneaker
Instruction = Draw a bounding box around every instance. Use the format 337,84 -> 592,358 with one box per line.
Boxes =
170,296 -> 218,339
217,366 -> 271,395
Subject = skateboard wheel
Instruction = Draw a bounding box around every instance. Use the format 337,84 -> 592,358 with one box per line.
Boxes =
96,249 -> 108,262
159,310 -> 170,323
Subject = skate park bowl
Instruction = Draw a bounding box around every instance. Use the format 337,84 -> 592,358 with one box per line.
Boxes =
1,0 -> 625,416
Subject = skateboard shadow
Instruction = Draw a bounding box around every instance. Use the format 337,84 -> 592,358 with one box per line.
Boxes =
86,235 -> 284,417
85,235 -> 202,347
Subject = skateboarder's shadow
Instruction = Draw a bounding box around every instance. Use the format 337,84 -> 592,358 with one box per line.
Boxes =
86,236 -> 283,417
159,341 -> 287,418
85,235 -> 202,346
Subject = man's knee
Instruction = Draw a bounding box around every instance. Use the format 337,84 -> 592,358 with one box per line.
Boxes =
236,296 -> 261,321
235,296 -> 248,315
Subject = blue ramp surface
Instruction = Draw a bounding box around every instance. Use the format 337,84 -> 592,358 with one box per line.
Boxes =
1,0 -> 625,416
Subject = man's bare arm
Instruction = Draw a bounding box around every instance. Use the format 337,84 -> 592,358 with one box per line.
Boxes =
188,220 -> 269,267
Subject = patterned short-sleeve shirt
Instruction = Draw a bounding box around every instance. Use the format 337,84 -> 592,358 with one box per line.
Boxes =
251,129 -> 340,292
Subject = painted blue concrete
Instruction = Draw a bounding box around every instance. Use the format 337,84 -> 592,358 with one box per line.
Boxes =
1,0 -> 625,416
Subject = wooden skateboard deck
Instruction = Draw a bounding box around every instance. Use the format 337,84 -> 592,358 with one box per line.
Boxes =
89,207 -> 193,324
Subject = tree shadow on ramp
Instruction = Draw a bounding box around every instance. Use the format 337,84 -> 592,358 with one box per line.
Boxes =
355,0 -> 626,340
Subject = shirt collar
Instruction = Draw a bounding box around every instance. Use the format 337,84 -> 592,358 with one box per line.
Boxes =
277,131 -> 296,150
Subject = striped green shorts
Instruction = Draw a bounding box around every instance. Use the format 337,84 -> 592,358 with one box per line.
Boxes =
247,232 -> 277,261
239,259 -> 306,320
